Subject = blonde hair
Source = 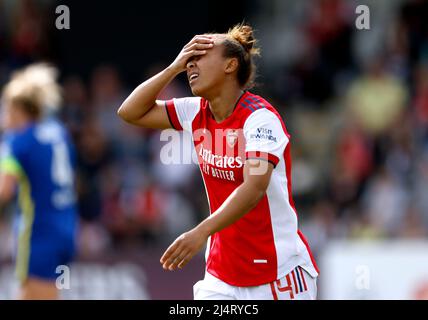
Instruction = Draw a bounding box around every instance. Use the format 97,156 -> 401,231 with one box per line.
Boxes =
222,23 -> 260,89
2,63 -> 62,119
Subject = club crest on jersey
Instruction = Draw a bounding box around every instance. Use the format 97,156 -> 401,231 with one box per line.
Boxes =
226,129 -> 239,148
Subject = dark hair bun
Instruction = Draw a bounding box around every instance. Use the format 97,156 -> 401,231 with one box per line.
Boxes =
227,23 -> 260,55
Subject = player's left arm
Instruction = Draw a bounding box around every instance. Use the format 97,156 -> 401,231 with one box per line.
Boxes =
0,173 -> 18,210
160,159 -> 274,271
0,159 -> 20,211
0,139 -> 23,211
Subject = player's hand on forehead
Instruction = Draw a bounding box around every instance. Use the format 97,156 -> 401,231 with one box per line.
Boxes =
169,34 -> 214,73
184,34 -> 215,48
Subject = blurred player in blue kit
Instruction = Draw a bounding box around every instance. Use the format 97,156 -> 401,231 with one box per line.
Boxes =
0,64 -> 77,299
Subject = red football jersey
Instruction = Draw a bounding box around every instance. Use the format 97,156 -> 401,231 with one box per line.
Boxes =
165,91 -> 319,286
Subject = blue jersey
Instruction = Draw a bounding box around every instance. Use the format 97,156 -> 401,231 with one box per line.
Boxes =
0,118 -> 77,282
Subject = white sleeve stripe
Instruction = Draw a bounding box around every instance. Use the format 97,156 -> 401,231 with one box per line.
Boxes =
172,97 -> 201,132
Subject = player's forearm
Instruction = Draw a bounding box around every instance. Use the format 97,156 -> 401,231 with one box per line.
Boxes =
0,178 -> 15,212
117,66 -> 179,121
196,182 -> 265,237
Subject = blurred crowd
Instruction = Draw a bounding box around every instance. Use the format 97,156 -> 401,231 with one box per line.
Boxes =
256,0 -> 428,255
0,0 -> 427,262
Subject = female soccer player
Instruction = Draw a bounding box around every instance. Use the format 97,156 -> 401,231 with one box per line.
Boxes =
118,24 -> 319,300
0,64 -> 77,299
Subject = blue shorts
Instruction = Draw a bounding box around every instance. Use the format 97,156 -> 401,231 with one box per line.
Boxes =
15,231 -> 76,283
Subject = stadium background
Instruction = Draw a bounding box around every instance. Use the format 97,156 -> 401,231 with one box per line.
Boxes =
1,0 -> 428,299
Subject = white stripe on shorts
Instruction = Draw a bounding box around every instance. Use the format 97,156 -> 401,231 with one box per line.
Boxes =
253,259 -> 268,264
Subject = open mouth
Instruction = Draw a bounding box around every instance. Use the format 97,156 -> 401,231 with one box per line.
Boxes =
189,73 -> 199,83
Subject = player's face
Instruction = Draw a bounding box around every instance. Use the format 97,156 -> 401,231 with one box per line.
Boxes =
186,36 -> 231,97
